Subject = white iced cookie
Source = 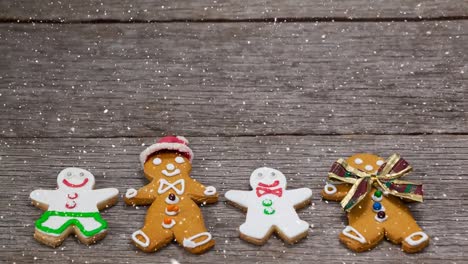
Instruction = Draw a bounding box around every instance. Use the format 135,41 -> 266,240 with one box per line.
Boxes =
225,167 -> 312,245
30,167 -> 119,247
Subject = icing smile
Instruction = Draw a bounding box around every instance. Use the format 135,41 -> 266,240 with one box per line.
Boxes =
63,178 -> 89,188
162,169 -> 181,177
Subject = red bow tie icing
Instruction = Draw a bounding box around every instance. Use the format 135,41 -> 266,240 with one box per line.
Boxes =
256,180 -> 283,197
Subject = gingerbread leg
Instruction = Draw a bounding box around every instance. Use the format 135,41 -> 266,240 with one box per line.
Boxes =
275,218 -> 309,243
384,208 -> 429,253
339,225 -> 384,252
34,230 -> 69,248
131,222 -> 173,252
172,216 -> 215,254
34,215 -> 72,247
238,220 -> 274,245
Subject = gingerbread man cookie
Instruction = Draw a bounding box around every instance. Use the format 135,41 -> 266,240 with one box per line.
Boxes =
125,136 -> 218,254
225,167 -> 312,245
30,168 -> 119,247
322,153 -> 429,253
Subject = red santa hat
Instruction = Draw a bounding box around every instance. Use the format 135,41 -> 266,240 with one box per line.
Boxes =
139,135 -> 193,166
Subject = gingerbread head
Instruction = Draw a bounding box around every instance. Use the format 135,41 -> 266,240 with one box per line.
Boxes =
139,136 -> 195,184
345,153 -> 385,174
56,167 -> 95,191
249,167 -> 287,191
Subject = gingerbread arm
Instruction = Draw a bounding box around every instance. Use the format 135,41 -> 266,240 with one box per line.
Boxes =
185,178 -> 218,204
225,190 -> 251,208
92,188 -> 119,210
124,183 -> 158,206
284,188 -> 313,207
321,183 -> 352,201
30,189 -> 55,209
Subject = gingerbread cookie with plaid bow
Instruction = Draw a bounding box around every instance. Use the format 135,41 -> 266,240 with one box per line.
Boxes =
322,153 -> 429,253
225,167 -> 312,245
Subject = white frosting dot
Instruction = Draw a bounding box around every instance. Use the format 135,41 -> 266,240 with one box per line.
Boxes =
175,157 -> 185,164
376,160 -> 384,166
153,158 -> 162,165
365,165 -> 374,171
354,158 -> 363,164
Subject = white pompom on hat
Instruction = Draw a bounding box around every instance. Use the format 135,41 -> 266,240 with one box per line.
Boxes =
139,135 -> 193,167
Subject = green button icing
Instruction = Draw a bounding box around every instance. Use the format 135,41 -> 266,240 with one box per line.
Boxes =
262,199 -> 273,207
263,207 -> 276,215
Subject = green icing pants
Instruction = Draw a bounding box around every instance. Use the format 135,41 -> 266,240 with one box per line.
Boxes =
35,211 -> 107,237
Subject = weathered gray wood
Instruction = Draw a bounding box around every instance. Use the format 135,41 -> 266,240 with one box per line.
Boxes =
0,0 -> 467,21
0,22 -> 467,138
0,135 -> 467,263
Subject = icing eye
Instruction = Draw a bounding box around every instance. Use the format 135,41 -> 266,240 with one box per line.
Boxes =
66,172 -> 72,177
365,165 -> 374,171
79,172 -> 84,177
257,172 -> 264,178
270,171 -> 276,178
152,158 -> 162,165
376,160 -> 384,166
175,157 -> 185,164
354,158 -> 363,164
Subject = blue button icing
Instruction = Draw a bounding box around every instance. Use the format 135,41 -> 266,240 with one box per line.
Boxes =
373,202 -> 382,211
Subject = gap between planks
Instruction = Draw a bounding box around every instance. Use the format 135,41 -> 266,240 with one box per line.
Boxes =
1,16 -> 468,24
2,132 -> 468,140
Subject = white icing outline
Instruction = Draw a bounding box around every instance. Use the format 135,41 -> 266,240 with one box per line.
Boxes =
372,194 -> 383,202
342,226 -> 366,244
132,230 -> 150,248
404,231 -> 429,246
162,169 -> 181,177
372,203 -> 385,213
323,183 -> 337,195
183,232 -> 212,248
165,207 -> 178,216
204,186 -> 217,196
165,195 -> 180,204
125,188 -> 138,198
374,213 -> 388,223
162,219 -> 176,229
158,179 -> 185,195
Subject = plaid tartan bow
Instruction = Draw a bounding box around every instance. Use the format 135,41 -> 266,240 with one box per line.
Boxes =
328,154 -> 424,212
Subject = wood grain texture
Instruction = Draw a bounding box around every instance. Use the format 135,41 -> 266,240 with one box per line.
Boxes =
1,0 -> 468,21
0,135 -> 467,263
0,22 -> 467,138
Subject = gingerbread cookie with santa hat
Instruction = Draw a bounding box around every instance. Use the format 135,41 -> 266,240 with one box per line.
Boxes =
124,136 -> 218,254
225,167 -> 312,245
30,168 -> 119,247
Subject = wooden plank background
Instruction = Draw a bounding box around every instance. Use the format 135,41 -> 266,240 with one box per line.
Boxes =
0,1 -> 467,263
1,0 -> 468,21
